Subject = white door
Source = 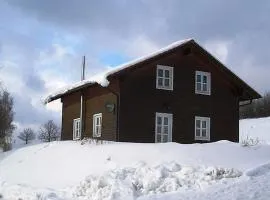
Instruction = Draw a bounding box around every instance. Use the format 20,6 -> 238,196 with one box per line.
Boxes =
155,113 -> 173,143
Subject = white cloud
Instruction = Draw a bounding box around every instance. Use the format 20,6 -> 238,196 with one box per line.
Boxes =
45,99 -> 62,113
204,40 -> 232,64
124,36 -> 162,58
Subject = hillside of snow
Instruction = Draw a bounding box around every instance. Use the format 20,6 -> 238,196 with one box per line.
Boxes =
0,117 -> 270,199
240,116 -> 270,144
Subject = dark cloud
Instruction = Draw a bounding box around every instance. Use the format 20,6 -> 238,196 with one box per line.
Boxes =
25,73 -> 46,92
7,0 -> 270,40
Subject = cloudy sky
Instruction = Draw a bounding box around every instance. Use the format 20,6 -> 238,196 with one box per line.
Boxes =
0,0 -> 270,136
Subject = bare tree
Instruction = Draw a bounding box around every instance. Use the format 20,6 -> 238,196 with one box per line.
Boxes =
0,85 -> 15,151
38,120 -> 60,142
18,128 -> 35,144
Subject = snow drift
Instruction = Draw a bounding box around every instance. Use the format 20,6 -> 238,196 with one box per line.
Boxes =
1,117 -> 270,199
1,140 -> 270,199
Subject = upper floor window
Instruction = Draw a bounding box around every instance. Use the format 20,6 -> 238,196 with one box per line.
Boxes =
156,65 -> 173,90
73,118 -> 81,140
93,113 -> 102,137
195,116 -> 210,141
195,71 -> 211,95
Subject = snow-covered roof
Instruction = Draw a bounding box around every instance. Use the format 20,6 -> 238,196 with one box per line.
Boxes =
45,38 -> 261,103
45,38 -> 193,103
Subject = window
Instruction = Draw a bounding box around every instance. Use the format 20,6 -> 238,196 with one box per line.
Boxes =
195,71 -> 211,95
73,118 -> 81,140
156,65 -> 173,90
155,113 -> 173,143
93,113 -> 102,137
195,116 -> 210,141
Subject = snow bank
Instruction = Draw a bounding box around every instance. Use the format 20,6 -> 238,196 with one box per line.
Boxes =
245,162 -> 270,177
1,116 -> 270,199
73,162 -> 241,200
1,141 -> 269,189
239,116 -> 270,144
1,140 -> 270,199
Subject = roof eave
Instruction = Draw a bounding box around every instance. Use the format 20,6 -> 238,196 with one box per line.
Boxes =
45,82 -> 96,104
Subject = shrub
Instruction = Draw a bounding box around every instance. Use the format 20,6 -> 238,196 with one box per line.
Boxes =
240,135 -> 260,147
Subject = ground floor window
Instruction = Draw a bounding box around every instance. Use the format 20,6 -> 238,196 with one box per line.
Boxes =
73,118 -> 81,140
93,113 -> 102,137
155,112 -> 173,143
195,116 -> 210,141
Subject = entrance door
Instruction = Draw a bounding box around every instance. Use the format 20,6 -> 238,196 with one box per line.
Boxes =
155,112 -> 173,143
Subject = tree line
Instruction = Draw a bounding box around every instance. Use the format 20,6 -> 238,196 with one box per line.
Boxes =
18,120 -> 60,145
0,83 -> 60,151
240,91 -> 270,119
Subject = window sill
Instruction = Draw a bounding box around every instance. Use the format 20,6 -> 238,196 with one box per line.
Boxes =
195,91 -> 211,95
195,137 -> 210,141
156,87 -> 173,91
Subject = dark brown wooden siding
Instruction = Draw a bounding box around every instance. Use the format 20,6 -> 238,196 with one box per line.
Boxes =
118,44 -> 239,143
61,91 -> 81,140
61,80 -> 119,141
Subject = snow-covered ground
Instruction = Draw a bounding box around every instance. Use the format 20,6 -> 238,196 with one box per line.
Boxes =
240,116 -> 270,144
0,117 -> 270,200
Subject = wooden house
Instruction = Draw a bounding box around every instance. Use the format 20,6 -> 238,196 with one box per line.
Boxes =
46,39 -> 261,143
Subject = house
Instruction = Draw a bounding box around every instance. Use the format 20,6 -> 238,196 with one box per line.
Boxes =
45,39 -> 261,143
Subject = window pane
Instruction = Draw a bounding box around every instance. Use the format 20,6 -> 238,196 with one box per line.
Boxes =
202,121 -> 206,128
196,120 -> 200,128
157,134 -> 161,142
163,126 -> 168,134
202,129 -> 206,137
158,78 -> 163,86
196,83 -> 201,91
158,69 -> 163,77
203,83 -> 207,91
157,117 -> 162,125
196,129 -> 200,137
203,75 -> 207,83
164,117 -> 168,125
196,74 -> 201,83
162,135 -> 168,142
165,70 -> 170,78
157,126 -> 162,134
164,78 -> 170,87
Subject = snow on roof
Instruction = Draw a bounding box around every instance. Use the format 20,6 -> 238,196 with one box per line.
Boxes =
45,38 -> 193,103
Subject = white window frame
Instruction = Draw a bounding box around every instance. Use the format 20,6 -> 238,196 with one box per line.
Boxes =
93,113 -> 102,137
156,65 -> 174,90
73,118 -> 81,140
195,71 -> 211,95
155,112 -> 173,143
195,116 -> 210,141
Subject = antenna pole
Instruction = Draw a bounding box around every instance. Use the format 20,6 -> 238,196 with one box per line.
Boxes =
81,55 -> 85,81
80,56 -> 85,140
